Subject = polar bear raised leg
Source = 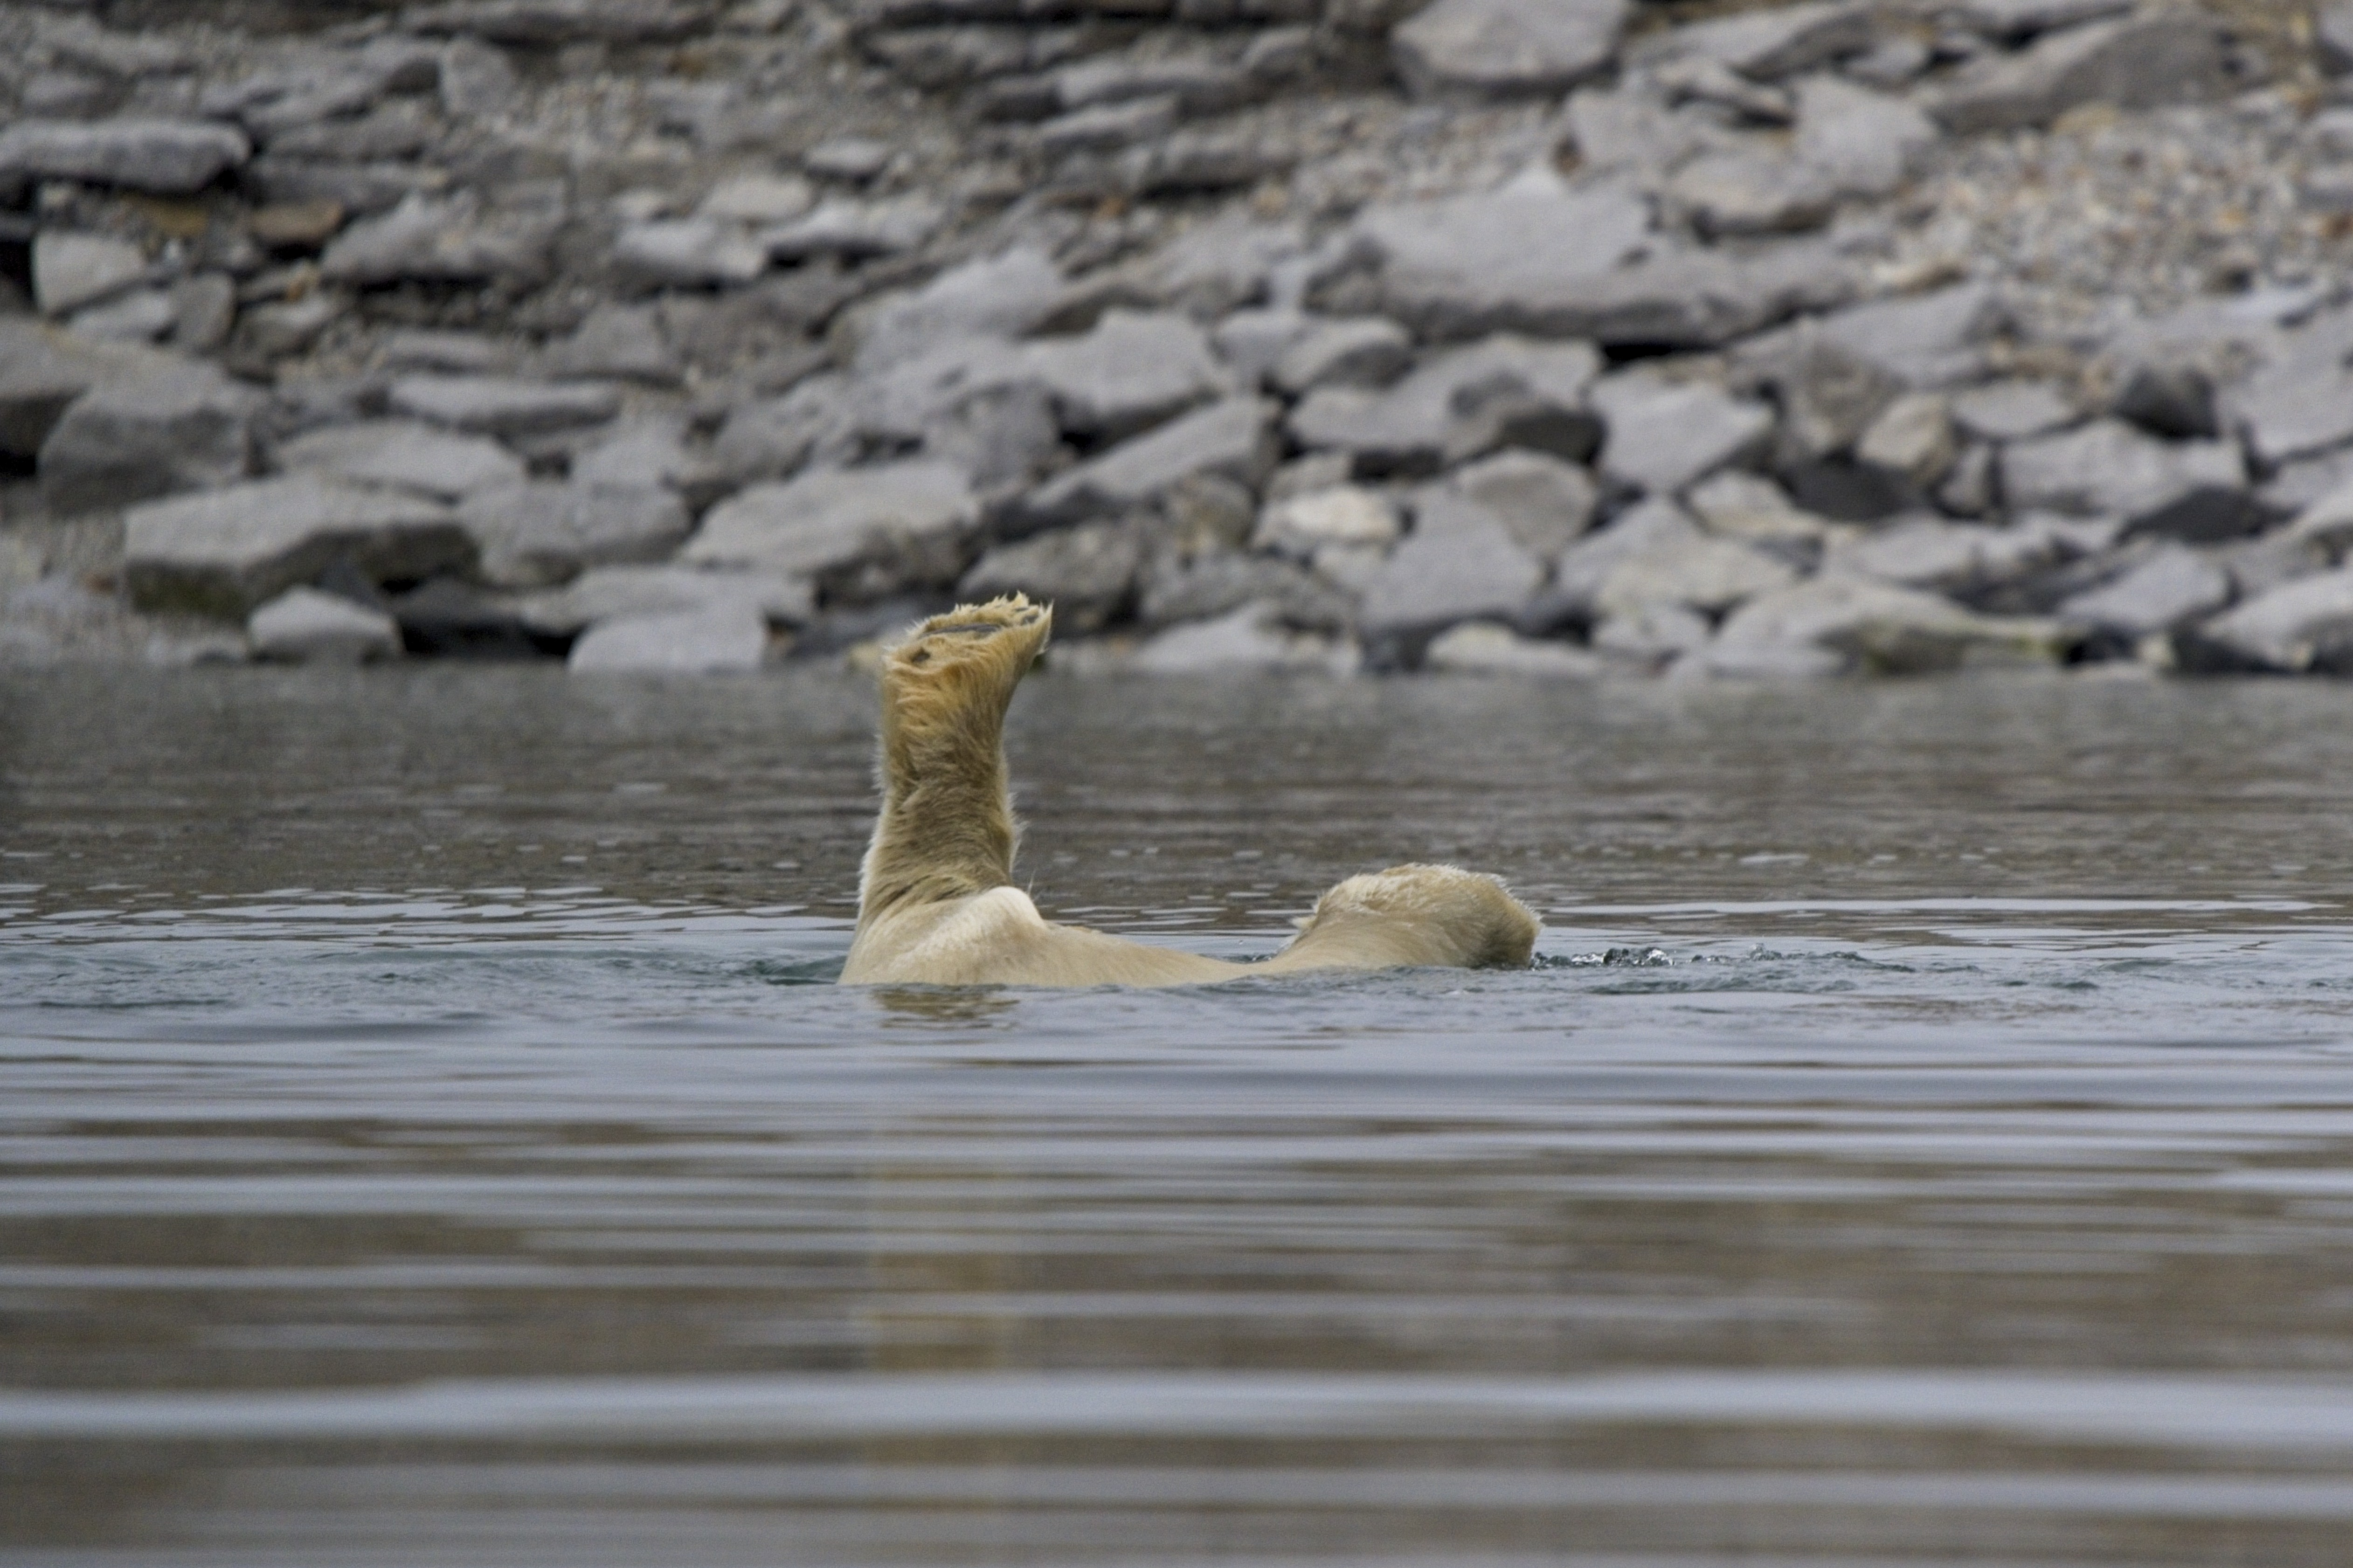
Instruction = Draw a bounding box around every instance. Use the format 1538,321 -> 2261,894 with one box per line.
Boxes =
838,594 -> 1539,987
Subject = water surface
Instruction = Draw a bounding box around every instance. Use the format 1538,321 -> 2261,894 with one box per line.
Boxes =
7,667 -> 2353,1566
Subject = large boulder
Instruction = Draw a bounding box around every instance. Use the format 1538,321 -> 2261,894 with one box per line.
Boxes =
2056,543 -> 2231,637
457,481 -> 692,588
1023,310 -> 1228,440
1392,0 -> 1628,99
957,521 -> 1145,632
1588,369 -> 1773,495
685,460 -> 980,601
38,362 -> 261,514
124,476 -> 472,618
0,118 -> 249,193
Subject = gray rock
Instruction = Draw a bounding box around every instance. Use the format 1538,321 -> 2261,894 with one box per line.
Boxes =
542,304 -> 679,385
1927,12 -> 2227,135
1288,334 -> 1602,476
404,0 -> 721,44
1444,449 -> 1599,560
246,156 -> 448,217
1213,308 -> 1316,386
1769,335 -> 1904,459
240,295 -> 344,359
1651,55 -> 1793,122
171,274 -> 237,352
1687,470 -> 1841,545
1052,47 -> 1247,113
1124,213 -> 1310,318
1360,179 -> 1854,346
1825,514 -> 2071,594
68,289 -> 176,345
1854,392 -> 1956,485
21,72 -> 121,120
2184,566 -> 2353,672
1592,600 -> 1712,669
1392,0 -> 1628,99
2229,347 -> 2353,470
33,232 -> 146,318
44,19 -> 197,79
1271,316 -> 1413,394
247,586 -> 402,663
0,320 -> 178,458
685,459 -> 979,598
457,481 -> 692,589
1139,547 -> 1355,631
761,196 -> 941,263
1667,149 -> 1837,238
1954,0 -> 2132,40
849,246 -> 1065,373
611,218 -> 768,289
2111,360 -> 2217,441
1130,600 -> 1357,675
572,420 -> 692,492
1647,0 -> 1873,79
1561,80 -> 1731,178
1025,309 -> 1227,439
957,519 -> 1144,631
2002,419 -> 2253,541
263,100 -> 438,163
1253,484 -> 1401,560
2322,0 -> 2353,75
521,565 -> 813,636
1038,96 -> 1180,156
1792,75 -> 1938,200
1541,497 -> 1706,622
1704,576 -> 2061,676
321,193 -> 555,287
1758,282 -> 2009,392
38,361 -> 261,515
698,173 -> 817,224
567,603 -> 769,674
1358,489 -> 1545,638
1423,621 -> 1606,676
2056,543 -> 2230,635
275,419 -> 526,500
0,118 -> 250,193
1015,397 -> 1278,531
1590,369 -> 1773,495
710,374 -> 851,487
124,475 -> 471,618
1950,378 -> 2078,442
388,375 -> 622,438
1592,526 -> 1796,620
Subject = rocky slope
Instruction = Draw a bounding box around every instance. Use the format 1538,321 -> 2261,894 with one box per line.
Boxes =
5,0 -> 2353,677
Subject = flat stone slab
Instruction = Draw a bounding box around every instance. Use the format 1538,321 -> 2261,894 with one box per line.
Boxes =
1644,0 -> 1874,80
2001,418 -> 2252,539
0,117 -> 250,193
1023,309 -> 1228,440
1288,334 -> 1602,476
1393,0 -> 1628,100
403,0 -> 722,43
567,604 -> 770,674
1928,12 -> 2227,135
1703,576 -> 2061,677
321,193 -> 556,287
1130,601 -> 1358,676
125,475 -> 471,619
1422,620 -> 1605,676
39,360 -> 261,515
0,318 -> 180,457
521,564 -> 814,636
685,460 -> 979,594
274,419 -> 527,499
1015,397 -> 1278,531
457,481 -> 692,588
2056,543 -> 2231,636
33,232 -> 147,318
388,375 -> 622,437
2184,565 -> 2353,672
247,586 -> 403,663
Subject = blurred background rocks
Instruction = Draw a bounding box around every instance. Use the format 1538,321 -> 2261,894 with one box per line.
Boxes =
3,0 -> 2352,678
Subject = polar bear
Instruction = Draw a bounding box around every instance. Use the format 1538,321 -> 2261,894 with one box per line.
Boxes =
839,594 -> 1541,987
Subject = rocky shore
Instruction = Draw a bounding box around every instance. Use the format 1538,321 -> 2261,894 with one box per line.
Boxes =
5,0 -> 2353,677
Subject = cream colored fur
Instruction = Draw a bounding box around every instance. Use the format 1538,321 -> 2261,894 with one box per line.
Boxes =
839,594 -> 1540,987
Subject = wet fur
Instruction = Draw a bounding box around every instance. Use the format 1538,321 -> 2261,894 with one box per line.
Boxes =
840,594 -> 1540,987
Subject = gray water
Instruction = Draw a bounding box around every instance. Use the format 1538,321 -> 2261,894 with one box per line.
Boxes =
8,665 -> 2353,1567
